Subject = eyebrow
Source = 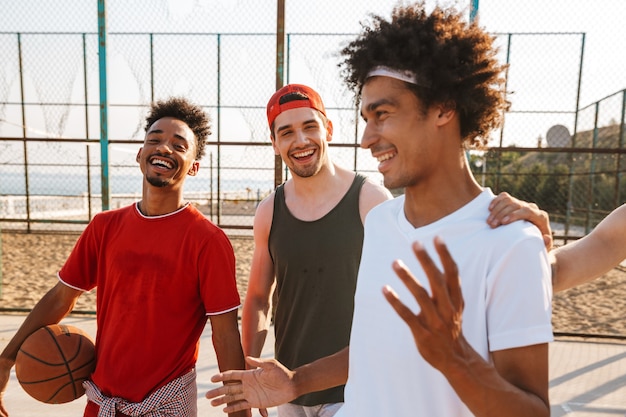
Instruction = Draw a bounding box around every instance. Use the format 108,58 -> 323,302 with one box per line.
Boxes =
275,118 -> 319,135
360,98 -> 395,118
146,128 -> 190,143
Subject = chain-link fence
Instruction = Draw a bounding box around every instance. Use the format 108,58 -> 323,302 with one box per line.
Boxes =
1,0 -> 624,235
471,89 -> 626,242
1,0 -> 626,345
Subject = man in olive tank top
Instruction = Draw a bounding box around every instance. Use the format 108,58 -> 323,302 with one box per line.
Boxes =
241,84 -> 391,417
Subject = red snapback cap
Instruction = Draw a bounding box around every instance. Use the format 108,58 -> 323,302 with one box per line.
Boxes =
266,84 -> 326,130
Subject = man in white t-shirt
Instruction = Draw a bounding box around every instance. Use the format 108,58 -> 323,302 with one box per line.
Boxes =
206,3 -> 553,416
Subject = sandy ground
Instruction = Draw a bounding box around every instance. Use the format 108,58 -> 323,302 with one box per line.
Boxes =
1,230 -> 625,337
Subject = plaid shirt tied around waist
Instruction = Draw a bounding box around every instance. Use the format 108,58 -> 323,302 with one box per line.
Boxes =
83,368 -> 197,417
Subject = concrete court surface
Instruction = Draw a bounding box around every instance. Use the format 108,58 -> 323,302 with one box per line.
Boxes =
1,313 -> 625,416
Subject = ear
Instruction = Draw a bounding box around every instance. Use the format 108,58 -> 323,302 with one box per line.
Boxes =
270,135 -> 280,156
136,148 -> 143,163
326,120 -> 334,143
187,161 -> 200,177
435,102 -> 456,127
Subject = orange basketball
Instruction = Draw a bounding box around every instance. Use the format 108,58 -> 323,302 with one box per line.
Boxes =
15,324 -> 96,404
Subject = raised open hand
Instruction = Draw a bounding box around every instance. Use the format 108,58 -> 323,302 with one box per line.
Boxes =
382,237 -> 473,372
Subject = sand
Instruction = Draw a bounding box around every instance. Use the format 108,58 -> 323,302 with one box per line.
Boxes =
1,230 -> 625,337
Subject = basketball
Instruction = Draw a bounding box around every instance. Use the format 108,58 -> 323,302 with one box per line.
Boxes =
15,324 -> 96,404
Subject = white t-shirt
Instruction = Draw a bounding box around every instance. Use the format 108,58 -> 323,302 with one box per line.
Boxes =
337,188 -> 553,417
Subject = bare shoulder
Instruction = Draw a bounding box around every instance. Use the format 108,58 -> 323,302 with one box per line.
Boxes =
255,191 -> 276,214
252,191 -> 276,235
359,177 -> 393,221
361,177 -> 393,203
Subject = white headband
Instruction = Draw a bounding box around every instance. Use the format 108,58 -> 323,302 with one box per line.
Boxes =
366,65 -> 425,86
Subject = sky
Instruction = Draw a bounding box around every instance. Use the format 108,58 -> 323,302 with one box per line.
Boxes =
479,0 -> 625,106
0,0 -> 625,190
1,0 -> 623,107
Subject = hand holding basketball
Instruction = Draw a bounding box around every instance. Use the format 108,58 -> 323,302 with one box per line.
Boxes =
15,324 -> 96,404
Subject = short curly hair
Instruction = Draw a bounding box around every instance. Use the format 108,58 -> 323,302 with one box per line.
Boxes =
340,2 -> 509,148
144,97 -> 211,160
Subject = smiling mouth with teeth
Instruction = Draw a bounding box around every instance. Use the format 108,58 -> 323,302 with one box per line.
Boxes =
377,152 -> 395,162
292,149 -> 315,159
150,157 -> 173,169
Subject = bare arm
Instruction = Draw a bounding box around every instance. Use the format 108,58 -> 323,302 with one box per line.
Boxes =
0,281 -> 81,364
0,281 -> 82,417
241,196 -> 276,360
291,346 -> 348,397
383,238 -> 549,417
206,347 -> 349,414
209,309 -> 250,417
488,194 -> 626,292
552,203 -> 626,291
444,344 -> 549,416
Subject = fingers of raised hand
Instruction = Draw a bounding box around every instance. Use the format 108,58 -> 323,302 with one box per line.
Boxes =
383,283 -> 420,327
391,258 -> 427,301
404,238 -> 464,332
410,240 -> 455,314
388,241 -> 450,326
433,237 -> 463,313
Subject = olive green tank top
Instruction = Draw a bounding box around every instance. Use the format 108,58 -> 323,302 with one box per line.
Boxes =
269,173 -> 366,406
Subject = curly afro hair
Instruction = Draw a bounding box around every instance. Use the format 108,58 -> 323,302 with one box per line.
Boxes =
340,2 -> 509,148
144,97 -> 211,160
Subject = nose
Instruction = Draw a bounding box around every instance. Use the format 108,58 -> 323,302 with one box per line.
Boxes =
156,141 -> 173,154
294,128 -> 308,145
360,120 -> 377,149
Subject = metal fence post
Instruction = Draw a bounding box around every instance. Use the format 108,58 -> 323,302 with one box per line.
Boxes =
98,0 -> 111,211
616,90 -> 626,207
274,0 -> 285,189
0,224 -> 3,298
470,0 -> 479,22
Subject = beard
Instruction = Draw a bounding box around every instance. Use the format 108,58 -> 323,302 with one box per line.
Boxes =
146,175 -> 171,187
289,164 -> 319,178
287,152 -> 326,178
